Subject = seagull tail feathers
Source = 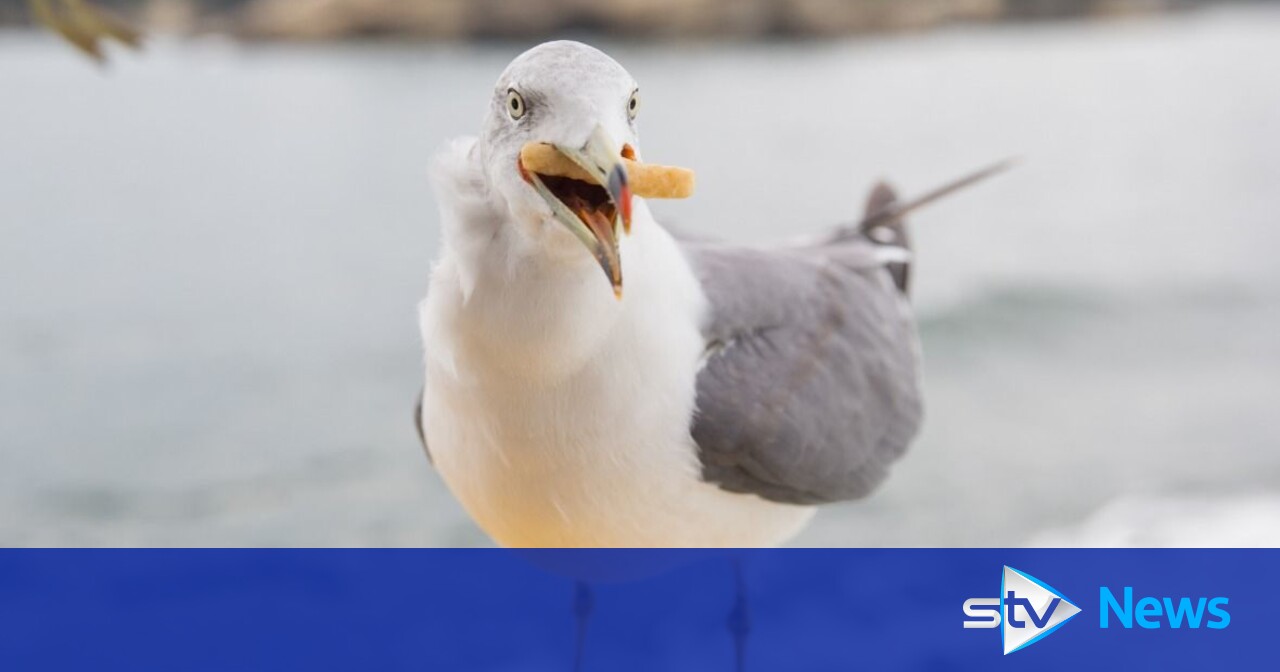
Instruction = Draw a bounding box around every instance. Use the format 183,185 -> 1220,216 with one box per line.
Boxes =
859,182 -> 912,295
844,158 -> 1017,296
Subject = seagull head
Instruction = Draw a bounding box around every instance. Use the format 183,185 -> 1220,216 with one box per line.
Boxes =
477,41 -> 641,298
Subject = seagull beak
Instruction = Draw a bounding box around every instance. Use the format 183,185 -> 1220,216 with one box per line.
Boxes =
519,125 -> 631,298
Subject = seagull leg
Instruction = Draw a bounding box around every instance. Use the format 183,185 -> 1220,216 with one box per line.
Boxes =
727,560 -> 751,672
572,580 -> 594,672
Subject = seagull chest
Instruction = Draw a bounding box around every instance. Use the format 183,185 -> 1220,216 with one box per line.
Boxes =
419,225 -> 813,547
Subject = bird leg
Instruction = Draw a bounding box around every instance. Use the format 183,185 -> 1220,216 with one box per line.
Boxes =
727,560 -> 751,672
572,580 -> 594,672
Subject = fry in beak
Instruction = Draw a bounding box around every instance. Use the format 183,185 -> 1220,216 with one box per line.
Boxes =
520,143 -> 695,200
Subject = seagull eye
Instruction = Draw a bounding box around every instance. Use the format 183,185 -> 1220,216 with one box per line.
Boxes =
506,89 -> 526,120
627,90 -> 640,120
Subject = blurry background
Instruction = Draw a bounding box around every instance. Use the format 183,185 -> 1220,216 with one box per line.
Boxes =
2,0 -> 1278,546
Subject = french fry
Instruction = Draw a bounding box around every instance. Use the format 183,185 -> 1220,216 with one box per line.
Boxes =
520,143 -> 695,199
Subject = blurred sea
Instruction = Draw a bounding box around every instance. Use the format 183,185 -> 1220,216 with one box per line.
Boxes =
2,5 -> 1279,546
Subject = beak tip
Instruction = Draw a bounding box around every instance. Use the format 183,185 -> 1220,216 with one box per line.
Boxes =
608,167 -> 633,236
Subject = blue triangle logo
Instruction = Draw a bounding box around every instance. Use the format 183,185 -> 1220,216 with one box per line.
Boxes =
1001,566 -> 1081,654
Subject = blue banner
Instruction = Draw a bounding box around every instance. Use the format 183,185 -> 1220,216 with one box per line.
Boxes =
0,550 -> 1272,670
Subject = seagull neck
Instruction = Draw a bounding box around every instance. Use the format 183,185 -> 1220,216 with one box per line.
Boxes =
441,213 -> 635,382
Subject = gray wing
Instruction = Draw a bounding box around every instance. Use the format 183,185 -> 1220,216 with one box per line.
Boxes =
414,386 -> 431,464
682,184 -> 922,505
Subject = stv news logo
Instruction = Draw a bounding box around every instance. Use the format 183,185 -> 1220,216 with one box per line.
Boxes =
962,566 -> 1082,655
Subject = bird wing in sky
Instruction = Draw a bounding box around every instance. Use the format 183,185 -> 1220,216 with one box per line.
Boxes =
681,185 -> 923,506
30,0 -> 141,63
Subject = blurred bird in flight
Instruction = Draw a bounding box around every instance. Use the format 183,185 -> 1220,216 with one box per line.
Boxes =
29,0 -> 141,63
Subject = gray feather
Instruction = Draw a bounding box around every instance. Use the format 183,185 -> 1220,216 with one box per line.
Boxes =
682,186 -> 922,505
861,181 -> 911,294
414,387 -> 431,464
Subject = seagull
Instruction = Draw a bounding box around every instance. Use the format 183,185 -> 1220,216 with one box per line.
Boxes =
416,40 -> 1005,549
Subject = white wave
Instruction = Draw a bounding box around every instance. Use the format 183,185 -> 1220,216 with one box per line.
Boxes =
1029,493 -> 1280,548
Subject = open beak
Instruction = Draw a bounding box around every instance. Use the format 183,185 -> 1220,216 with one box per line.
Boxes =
519,125 -> 631,299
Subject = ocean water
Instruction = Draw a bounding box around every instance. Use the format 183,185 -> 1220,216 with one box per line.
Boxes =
2,6 -> 1279,546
